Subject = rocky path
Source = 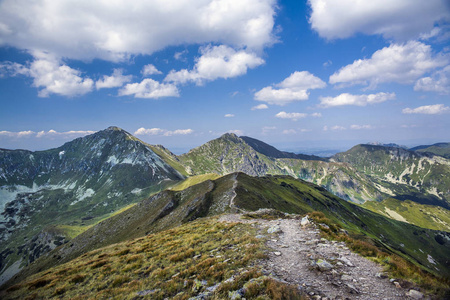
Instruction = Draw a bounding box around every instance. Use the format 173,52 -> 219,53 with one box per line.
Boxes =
219,214 -> 425,300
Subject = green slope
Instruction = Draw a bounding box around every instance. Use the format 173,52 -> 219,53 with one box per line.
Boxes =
5,173 -> 449,289
361,198 -> 450,232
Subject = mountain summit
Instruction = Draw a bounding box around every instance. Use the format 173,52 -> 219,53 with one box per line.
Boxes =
0,127 -> 185,284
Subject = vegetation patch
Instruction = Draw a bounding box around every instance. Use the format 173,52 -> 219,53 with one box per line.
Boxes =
2,217 -> 303,299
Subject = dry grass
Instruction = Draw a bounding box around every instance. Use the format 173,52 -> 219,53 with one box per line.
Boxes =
2,216 -> 304,300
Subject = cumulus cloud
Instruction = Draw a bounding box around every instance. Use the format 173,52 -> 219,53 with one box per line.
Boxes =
96,69 -> 132,89
134,127 -> 193,136
119,79 -> 179,99
0,129 -> 95,139
224,114 -> 235,118
164,45 -> 264,85
319,92 -> 395,108
0,130 -> 35,138
402,104 -> 450,115
282,129 -> 296,135
261,126 -> 276,134
275,111 -> 307,121
142,64 -> 162,76
350,125 -> 374,130
251,104 -> 269,110
329,41 -> 448,89
254,71 -> 326,105
311,112 -> 322,117
414,66 -> 450,95
2,52 -> 94,97
308,0 -> 450,41
0,0 -> 277,62
323,125 -> 346,131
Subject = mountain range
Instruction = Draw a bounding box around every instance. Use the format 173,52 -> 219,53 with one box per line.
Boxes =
0,126 -> 449,293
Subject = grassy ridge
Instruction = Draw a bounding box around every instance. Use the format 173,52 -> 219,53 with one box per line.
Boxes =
2,217 -> 303,300
361,198 -> 450,232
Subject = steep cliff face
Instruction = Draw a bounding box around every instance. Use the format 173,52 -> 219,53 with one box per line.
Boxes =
0,126 -> 185,284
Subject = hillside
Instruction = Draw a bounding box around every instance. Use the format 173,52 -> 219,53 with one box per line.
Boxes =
179,134 -> 385,204
5,173 -> 449,291
410,142 -> 450,159
0,126 -> 185,285
332,144 -> 450,208
361,198 -> 450,232
3,214 -> 439,300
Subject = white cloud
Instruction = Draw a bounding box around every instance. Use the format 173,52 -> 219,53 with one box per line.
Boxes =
350,124 -> 374,130
164,45 -> 264,85
96,69 -> 132,89
3,53 -> 94,97
174,50 -> 188,62
329,41 -> 448,88
275,111 -> 307,121
308,0 -> 450,41
282,129 -> 296,135
0,130 -> 35,138
261,126 -> 276,134
319,92 -> 396,108
311,112 -> 322,117
119,79 -> 179,99
251,104 -> 268,110
142,64 -> 162,76
414,66 -> 450,95
36,130 -> 96,138
402,104 -> 450,115
227,129 -> 243,136
323,125 -> 346,131
224,114 -> 235,118
254,71 -> 326,105
0,129 -> 95,139
134,127 -> 193,136
0,0 -> 277,62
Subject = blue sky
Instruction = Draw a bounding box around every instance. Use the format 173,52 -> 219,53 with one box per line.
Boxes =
0,0 -> 449,154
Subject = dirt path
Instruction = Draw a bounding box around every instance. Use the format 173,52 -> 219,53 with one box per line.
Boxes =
219,214 -> 424,300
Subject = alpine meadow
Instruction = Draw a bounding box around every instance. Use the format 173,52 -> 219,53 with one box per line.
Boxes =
0,0 -> 449,299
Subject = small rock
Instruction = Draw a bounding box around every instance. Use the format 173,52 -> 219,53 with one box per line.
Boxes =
346,283 -> 360,294
267,225 -> 282,234
406,289 -> 424,299
280,244 -> 289,248
375,272 -> 388,279
255,235 -> 265,239
301,216 -> 310,227
394,281 -> 402,289
341,274 -> 353,281
274,251 -> 282,256
192,279 -> 208,293
316,259 -> 333,272
339,257 -> 354,267
136,289 -> 160,296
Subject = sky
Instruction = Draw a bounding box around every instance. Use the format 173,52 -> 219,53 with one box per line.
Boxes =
0,0 -> 449,154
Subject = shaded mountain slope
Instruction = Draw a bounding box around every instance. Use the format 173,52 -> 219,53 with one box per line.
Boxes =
5,173 -> 449,289
240,136 -> 326,161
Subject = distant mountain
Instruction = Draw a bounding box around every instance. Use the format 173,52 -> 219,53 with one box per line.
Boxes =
5,173 -> 449,289
367,142 -> 407,149
0,126 -> 185,285
179,134 -> 383,203
410,142 -> 450,159
240,136 -> 326,161
332,144 -> 450,208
